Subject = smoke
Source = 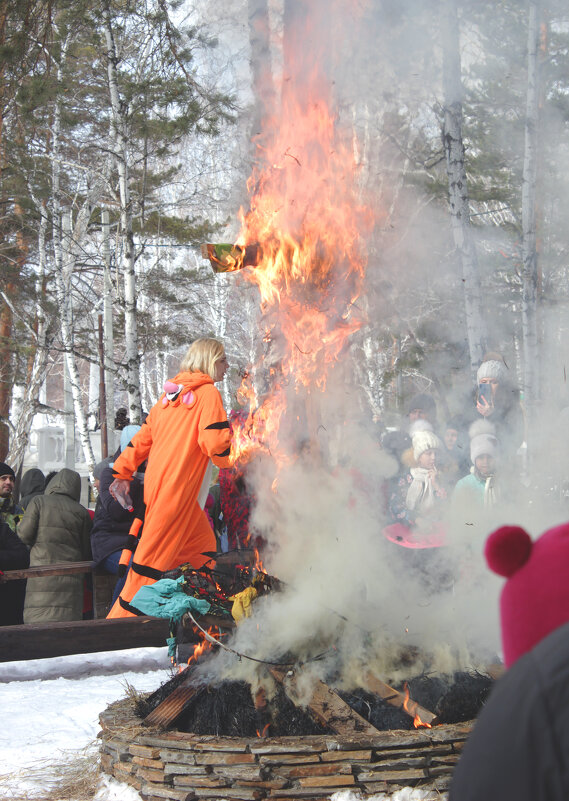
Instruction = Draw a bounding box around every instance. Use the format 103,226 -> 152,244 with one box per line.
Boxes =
198,362 -> 507,692
196,0 -> 569,692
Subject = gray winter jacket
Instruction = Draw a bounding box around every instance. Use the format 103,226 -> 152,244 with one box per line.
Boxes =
18,468 -> 92,623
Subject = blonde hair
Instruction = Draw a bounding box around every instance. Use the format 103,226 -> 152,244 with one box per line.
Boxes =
180,337 -> 225,379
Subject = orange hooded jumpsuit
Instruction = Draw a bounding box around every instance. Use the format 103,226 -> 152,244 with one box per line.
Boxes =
107,371 -> 231,618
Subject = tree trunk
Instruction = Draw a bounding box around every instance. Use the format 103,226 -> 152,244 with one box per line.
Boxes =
247,0 -> 276,155
102,0 -> 142,425
441,0 -> 487,375
101,208 -> 115,447
6,202 -> 51,472
521,0 -> 541,458
50,40 -> 96,479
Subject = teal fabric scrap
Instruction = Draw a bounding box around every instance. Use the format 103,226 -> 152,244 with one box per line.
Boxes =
131,575 -> 210,622
166,636 -> 178,659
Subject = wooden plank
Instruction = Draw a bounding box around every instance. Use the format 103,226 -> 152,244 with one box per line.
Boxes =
0,615 -> 170,661
270,668 -> 380,738
362,670 -> 438,727
1,561 -> 95,580
144,683 -> 206,729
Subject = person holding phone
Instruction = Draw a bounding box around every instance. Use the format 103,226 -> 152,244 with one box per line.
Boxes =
470,353 -> 524,480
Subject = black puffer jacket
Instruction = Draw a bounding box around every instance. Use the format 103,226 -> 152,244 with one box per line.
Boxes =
0,520 -> 29,625
90,465 -> 144,565
449,620 -> 569,801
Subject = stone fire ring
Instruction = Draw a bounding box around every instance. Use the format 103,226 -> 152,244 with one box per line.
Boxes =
99,697 -> 472,801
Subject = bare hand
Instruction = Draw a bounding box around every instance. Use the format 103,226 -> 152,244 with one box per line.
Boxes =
109,479 -> 134,511
476,396 -> 494,417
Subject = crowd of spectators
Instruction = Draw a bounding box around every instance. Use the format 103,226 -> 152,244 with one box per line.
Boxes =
381,351 -> 526,550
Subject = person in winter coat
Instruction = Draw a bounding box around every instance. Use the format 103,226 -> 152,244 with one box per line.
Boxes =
0,520 -> 30,625
452,421 -> 500,511
90,426 -> 144,603
449,522 -> 569,801
0,462 -> 24,533
469,352 -> 524,470
19,468 -> 45,510
437,416 -> 470,490
18,468 -> 92,623
386,429 -> 447,534
107,337 -> 232,618
219,466 -> 253,550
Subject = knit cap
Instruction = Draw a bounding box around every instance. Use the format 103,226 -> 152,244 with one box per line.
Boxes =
412,430 -> 442,461
485,522 -> 569,666
0,462 -> 15,479
94,459 -> 112,480
477,359 -> 506,384
469,420 -> 498,463
406,392 -> 437,418
120,424 -> 141,452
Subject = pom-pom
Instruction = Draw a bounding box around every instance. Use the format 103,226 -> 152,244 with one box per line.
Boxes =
485,526 -> 532,577
469,419 -> 496,440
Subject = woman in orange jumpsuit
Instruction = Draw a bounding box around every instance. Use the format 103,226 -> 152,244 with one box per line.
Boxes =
107,338 -> 232,618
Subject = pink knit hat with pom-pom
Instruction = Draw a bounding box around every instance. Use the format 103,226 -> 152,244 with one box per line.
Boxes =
485,523 -> 569,666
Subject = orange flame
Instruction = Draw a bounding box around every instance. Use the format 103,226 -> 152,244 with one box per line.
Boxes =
187,627 -> 219,666
228,64 -> 374,471
256,723 -> 271,738
254,547 -> 266,575
403,683 -> 432,729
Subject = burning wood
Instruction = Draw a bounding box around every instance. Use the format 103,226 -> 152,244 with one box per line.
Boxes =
142,664 -> 206,728
269,667 -> 381,737
362,670 -> 439,728
143,680 -> 205,729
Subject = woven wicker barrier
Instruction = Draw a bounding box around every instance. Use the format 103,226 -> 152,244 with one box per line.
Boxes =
99,697 -> 472,801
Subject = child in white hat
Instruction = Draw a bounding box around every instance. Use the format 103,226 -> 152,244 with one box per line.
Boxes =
452,420 -> 500,509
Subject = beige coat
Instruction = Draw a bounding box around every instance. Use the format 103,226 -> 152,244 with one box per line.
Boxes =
18,469 -> 92,623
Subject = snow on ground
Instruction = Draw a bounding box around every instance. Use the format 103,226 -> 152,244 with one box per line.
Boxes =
0,648 -> 446,801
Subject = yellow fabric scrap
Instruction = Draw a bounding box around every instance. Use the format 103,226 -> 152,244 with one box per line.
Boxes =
229,586 -> 258,622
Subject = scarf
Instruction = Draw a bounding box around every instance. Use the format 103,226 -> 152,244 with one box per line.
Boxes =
406,467 -> 435,512
471,466 -> 499,507
484,474 -> 499,506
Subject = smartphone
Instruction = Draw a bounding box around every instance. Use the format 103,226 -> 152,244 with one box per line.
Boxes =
478,383 -> 493,404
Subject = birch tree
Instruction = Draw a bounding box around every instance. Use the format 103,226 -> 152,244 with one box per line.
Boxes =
7,201 -> 52,472
520,0 -> 541,452
101,0 -> 142,425
441,0 -> 487,375
50,33 -> 103,477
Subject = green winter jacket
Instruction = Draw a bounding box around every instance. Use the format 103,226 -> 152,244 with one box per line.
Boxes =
18,468 -> 92,623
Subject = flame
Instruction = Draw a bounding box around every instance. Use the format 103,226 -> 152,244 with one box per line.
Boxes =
403,682 -> 432,729
254,547 -> 266,575
186,627 -> 220,666
228,55 -> 374,472
256,723 -> 271,738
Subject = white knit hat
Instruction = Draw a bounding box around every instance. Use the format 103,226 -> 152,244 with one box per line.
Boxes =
412,430 -> 442,461
469,420 -> 498,462
477,359 -> 506,384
